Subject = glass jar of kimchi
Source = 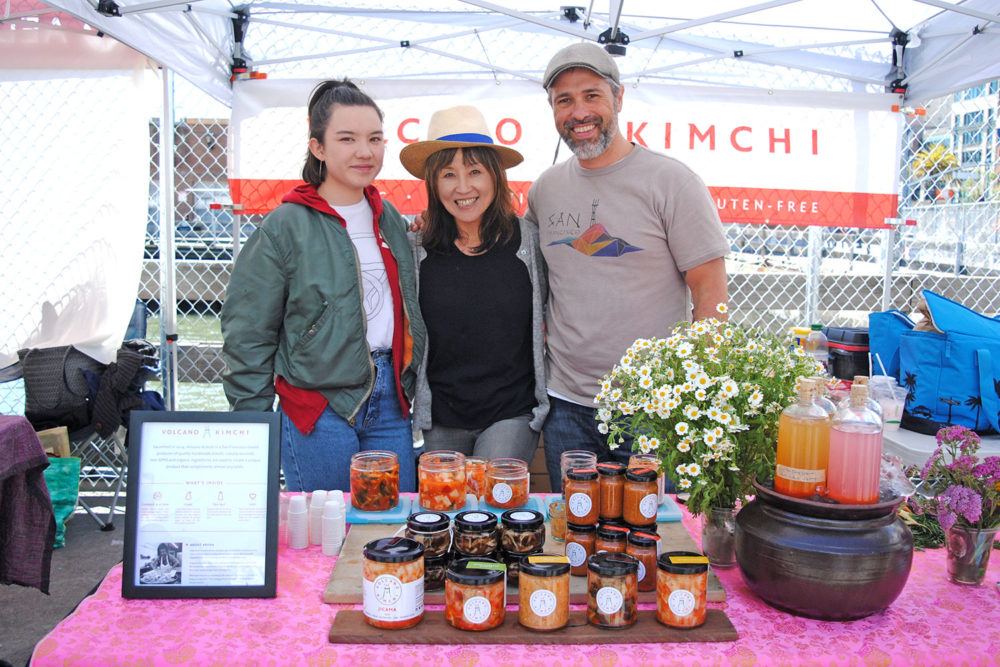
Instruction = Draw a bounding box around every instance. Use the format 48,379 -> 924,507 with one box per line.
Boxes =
418,450 -> 466,512
361,537 -> 425,629
350,450 -> 399,512
484,458 -> 529,510
445,558 -> 507,631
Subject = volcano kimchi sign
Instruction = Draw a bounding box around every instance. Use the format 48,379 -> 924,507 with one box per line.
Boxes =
229,79 -> 902,228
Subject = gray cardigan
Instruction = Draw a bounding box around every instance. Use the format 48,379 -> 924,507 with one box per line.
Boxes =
412,217 -> 549,432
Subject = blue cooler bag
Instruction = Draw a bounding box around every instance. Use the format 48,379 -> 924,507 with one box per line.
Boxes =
897,290 -> 1000,434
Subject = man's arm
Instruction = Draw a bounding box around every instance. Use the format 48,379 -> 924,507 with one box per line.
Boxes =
685,256 -> 729,321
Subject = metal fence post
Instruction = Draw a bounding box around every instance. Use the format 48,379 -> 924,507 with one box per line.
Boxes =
159,68 -> 179,410
805,225 -> 823,324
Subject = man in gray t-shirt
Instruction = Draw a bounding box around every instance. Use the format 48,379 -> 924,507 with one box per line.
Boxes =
525,43 -> 730,491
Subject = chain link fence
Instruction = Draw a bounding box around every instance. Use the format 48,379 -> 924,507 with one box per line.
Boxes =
2,69 -> 998,415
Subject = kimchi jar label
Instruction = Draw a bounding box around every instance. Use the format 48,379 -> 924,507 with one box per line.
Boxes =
363,574 -> 424,621
568,493 -> 592,518
491,483 -> 513,504
566,541 -> 587,567
595,586 -> 624,615
463,596 -> 492,624
639,493 -> 658,519
529,589 -> 558,617
668,589 -> 696,617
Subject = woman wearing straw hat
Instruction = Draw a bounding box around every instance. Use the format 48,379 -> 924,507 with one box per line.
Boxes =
400,105 -> 548,463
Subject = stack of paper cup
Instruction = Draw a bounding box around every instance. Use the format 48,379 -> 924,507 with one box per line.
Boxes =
287,495 -> 309,549
309,490 -> 328,546
322,498 -> 346,556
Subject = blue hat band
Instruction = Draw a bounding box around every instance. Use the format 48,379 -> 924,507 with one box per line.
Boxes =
435,132 -> 494,145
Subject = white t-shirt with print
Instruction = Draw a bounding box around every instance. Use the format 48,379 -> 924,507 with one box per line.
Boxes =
339,198 -> 394,351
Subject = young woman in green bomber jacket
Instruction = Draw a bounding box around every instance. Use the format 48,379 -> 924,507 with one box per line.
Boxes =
221,80 -> 426,492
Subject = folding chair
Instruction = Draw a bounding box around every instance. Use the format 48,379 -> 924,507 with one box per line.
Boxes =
70,426 -> 127,530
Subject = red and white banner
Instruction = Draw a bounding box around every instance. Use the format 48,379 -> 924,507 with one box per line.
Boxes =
230,79 -> 902,228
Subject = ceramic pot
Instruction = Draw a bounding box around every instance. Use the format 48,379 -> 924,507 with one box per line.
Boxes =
735,478 -> 913,620
945,525 -> 999,586
701,507 -> 737,569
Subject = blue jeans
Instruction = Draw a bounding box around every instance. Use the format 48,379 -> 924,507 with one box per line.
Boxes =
542,396 -> 636,492
279,350 -> 417,493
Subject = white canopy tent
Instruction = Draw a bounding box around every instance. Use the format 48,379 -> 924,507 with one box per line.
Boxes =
10,0 -> 1000,105
2,0 -> 999,394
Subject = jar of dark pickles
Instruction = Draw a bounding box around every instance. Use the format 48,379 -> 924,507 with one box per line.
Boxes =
500,509 -> 546,554
404,511 -> 451,557
565,522 -> 597,576
500,547 -> 542,587
453,511 -> 500,557
626,529 -> 661,592
623,467 -> 659,526
597,462 -> 625,520
423,553 -> 449,591
564,468 -> 599,524
587,552 -> 639,629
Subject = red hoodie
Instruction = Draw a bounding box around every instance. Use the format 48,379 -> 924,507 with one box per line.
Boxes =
274,183 -> 409,434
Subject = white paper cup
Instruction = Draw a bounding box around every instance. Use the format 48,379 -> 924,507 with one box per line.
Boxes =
879,386 -> 907,432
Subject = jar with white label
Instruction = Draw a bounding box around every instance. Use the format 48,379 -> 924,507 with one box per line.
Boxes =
485,458 -> 529,510
623,468 -> 659,526
518,554 -> 571,631
500,509 -> 546,554
626,529 -> 661,592
656,551 -> 707,628
564,468 -> 599,524
453,510 -> 499,557
565,522 -> 597,576
586,552 -> 639,629
445,558 -> 507,631
361,537 -> 425,629
404,511 -> 451,557
595,523 -> 629,553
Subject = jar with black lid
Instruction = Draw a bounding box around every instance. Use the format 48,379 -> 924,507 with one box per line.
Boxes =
519,554 -> 571,631
500,509 -> 546,554
453,510 -> 499,557
595,523 -> 629,553
404,511 -> 451,558
500,546 -> 542,587
597,462 -> 625,520
623,467 -> 659,526
362,537 -> 425,629
626,529 -> 661,591
445,557 -> 507,631
656,551 -> 708,628
586,551 -> 639,629
423,552 -> 450,591
565,522 -> 597,576
564,467 -> 600,524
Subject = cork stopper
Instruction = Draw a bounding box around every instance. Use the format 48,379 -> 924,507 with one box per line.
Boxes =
852,375 -> 869,386
797,378 -> 815,401
849,383 -> 869,407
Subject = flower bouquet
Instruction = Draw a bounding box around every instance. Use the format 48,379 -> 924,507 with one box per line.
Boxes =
595,305 -> 819,518
909,425 -> 1000,585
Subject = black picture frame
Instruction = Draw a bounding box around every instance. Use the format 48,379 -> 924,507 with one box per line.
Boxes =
122,410 -> 281,599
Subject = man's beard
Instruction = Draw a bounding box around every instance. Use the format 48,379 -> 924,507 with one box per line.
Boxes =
560,113 -> 617,161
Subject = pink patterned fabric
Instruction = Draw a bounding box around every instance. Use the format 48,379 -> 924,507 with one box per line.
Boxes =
32,502 -> 1000,666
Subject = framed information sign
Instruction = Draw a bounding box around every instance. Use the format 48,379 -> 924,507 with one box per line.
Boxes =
122,410 -> 281,599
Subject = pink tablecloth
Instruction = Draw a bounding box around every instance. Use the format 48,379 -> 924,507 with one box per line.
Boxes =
31,506 -> 1000,666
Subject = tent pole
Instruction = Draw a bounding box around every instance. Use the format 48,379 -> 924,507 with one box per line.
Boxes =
159,66 -> 179,410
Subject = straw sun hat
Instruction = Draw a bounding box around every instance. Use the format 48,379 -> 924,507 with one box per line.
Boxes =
399,105 -> 523,179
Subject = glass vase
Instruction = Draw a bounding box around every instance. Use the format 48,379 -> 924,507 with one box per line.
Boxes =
701,506 -> 738,569
945,525 -> 999,586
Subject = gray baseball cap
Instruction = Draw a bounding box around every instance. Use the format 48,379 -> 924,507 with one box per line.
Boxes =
542,42 -> 621,90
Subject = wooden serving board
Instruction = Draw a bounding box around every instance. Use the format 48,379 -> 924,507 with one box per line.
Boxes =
329,609 -> 737,645
323,522 -> 725,604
